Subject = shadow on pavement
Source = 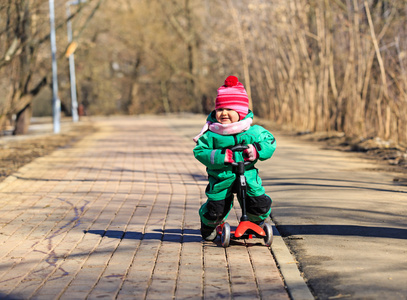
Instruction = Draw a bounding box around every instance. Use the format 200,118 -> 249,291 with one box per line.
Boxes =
262,177 -> 407,194
85,229 -> 203,242
0,293 -> 21,300
277,224 -> 407,239
85,228 -> 278,246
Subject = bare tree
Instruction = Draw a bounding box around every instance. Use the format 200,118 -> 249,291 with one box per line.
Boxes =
0,0 -> 102,134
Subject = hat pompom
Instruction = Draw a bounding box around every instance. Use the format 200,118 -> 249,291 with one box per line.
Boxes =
224,76 -> 238,87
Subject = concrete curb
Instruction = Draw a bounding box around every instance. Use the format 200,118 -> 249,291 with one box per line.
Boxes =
271,223 -> 315,300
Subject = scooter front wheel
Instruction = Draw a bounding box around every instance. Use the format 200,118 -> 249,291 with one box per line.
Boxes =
221,222 -> 231,248
263,223 -> 273,247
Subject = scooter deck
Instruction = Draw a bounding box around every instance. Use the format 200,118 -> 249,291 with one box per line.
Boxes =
217,221 -> 266,240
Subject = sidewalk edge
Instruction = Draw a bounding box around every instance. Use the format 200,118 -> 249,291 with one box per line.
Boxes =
271,224 -> 315,300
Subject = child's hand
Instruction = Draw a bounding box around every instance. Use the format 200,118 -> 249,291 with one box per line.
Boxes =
243,144 -> 258,161
224,149 -> 234,163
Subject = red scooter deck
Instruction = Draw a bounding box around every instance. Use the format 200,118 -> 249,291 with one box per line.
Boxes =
217,221 -> 266,240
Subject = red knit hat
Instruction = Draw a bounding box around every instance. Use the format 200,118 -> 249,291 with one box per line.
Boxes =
215,76 -> 249,119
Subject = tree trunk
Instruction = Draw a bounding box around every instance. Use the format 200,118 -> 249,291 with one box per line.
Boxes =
13,102 -> 32,135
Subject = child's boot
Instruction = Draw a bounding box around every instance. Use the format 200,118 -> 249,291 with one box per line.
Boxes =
200,222 -> 217,241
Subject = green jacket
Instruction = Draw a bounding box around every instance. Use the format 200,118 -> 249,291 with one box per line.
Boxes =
193,110 -> 276,200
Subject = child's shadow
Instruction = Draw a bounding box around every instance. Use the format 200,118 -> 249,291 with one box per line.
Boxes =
84,228 -> 203,243
85,228 -> 268,246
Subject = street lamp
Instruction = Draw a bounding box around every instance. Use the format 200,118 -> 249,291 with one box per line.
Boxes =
49,0 -> 61,133
66,0 -> 86,123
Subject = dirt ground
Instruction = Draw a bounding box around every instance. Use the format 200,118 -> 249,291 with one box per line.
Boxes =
294,130 -> 407,181
0,116 -> 406,184
0,120 -> 96,183
256,118 -> 407,183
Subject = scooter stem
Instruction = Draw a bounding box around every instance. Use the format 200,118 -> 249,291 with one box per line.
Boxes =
237,161 -> 249,222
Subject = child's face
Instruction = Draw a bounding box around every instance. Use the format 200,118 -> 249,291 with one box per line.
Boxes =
215,108 -> 239,124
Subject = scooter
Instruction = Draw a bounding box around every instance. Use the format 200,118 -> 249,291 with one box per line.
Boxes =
216,143 -> 273,248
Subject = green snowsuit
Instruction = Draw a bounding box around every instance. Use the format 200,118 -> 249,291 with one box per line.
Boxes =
193,110 -> 276,227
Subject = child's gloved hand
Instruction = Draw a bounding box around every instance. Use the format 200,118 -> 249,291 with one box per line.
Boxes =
224,149 -> 234,163
243,144 -> 258,161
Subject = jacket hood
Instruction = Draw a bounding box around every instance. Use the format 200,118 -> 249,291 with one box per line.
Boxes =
206,109 -> 254,123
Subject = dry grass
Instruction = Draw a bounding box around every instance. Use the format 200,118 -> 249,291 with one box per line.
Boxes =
0,121 -> 96,182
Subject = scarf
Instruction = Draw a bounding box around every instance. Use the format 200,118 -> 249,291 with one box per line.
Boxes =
193,118 -> 253,143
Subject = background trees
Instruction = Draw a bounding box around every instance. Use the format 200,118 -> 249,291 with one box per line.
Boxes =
1,0 -> 406,145
0,0 -> 102,134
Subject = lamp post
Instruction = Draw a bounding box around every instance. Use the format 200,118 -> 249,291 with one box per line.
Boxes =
66,0 -> 86,123
49,0 -> 61,133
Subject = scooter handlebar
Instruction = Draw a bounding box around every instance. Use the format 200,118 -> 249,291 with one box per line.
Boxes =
229,144 -> 252,167
230,144 -> 249,152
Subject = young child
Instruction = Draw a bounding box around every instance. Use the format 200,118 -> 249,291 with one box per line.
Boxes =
193,75 -> 276,241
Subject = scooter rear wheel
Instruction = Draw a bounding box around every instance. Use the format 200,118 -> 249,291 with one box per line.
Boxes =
263,223 -> 273,247
221,222 -> 231,248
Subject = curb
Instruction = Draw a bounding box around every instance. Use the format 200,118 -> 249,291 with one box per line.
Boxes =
271,223 -> 315,300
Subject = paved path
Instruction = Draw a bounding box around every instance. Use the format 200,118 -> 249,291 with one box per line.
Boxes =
0,116 -> 294,300
265,132 -> 407,299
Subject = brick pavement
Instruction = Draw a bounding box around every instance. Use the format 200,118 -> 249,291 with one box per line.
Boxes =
0,116 -> 290,300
